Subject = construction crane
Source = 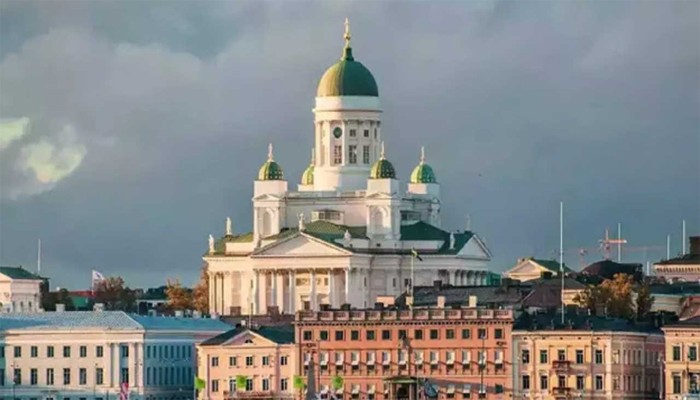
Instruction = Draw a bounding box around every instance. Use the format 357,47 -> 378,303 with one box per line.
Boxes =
600,228 -> 627,261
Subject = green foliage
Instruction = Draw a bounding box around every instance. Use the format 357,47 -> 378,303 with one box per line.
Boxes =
93,276 -> 136,312
635,281 -> 654,320
235,375 -> 248,390
574,273 -> 651,320
331,375 -> 344,390
293,375 -> 306,390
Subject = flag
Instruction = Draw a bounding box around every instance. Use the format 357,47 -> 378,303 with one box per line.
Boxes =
119,382 -> 129,400
91,270 -> 105,289
411,248 -> 423,261
194,376 -> 206,390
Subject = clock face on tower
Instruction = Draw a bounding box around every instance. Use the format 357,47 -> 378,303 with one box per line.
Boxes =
333,127 -> 342,139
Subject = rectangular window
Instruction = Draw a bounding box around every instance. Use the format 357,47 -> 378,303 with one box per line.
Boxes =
399,330 -> 407,340
229,356 -> 237,366
382,330 -> 391,340
690,347 -> 698,361
350,129 -> 357,137
79,368 -> 87,385
96,368 -> 104,385
363,145 -> 370,164
494,329 -> 503,339
596,375 -> 604,390
212,379 -> 219,393
262,378 -> 270,391
46,368 -> 54,385
462,329 -> 471,339
558,375 -> 566,388
120,368 -> 129,384
366,330 -> 376,340
430,329 -> 439,340
120,345 -> 128,358
320,330 -> 329,341
348,145 -> 357,164
478,329 -> 487,339
30,346 -> 38,358
262,356 -> 270,366
576,375 -> 584,390
63,368 -> 71,385
673,346 -> 682,361
246,378 -> 253,391
351,330 -> 359,340
595,349 -> 604,364
30,368 -> 37,385
673,374 -> 681,394
47,346 -> 54,358
540,350 -> 548,364
333,145 -> 342,165
576,350 -> 584,364
335,330 -> 344,341
80,346 -> 87,358
13,368 -> 21,385
521,349 -> 530,364
246,356 -> 254,366
558,349 -> 566,361
96,346 -> 103,358
212,357 -> 219,367
303,330 -> 313,341
446,329 -> 455,339
415,329 -> 423,340
522,375 -> 530,390
540,375 -> 548,390
63,346 -> 71,358
14,346 -> 21,358
281,378 -> 289,391
280,356 -> 288,366
364,129 -> 369,138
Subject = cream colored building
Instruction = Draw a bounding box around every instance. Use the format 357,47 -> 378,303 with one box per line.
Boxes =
196,326 -> 296,400
513,314 -> 664,400
203,21 -> 494,317
662,318 -> 700,400
0,266 -> 44,313
505,258 -> 571,283
0,311 -> 228,400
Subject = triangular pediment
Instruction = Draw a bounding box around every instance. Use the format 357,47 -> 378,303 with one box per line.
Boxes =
224,330 -> 278,347
252,233 -> 352,257
506,259 -> 547,276
458,235 -> 492,259
252,193 -> 284,201
365,192 -> 396,200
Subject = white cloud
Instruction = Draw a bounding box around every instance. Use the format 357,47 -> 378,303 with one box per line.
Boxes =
17,124 -> 85,185
0,117 -> 29,150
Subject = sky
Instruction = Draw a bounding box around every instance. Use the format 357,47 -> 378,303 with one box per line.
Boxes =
0,1 -> 698,289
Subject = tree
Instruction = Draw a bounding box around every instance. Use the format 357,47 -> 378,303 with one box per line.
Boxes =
94,276 -> 136,311
236,375 -> 248,391
42,288 -> 75,311
635,281 -> 654,320
574,273 -> 636,319
193,263 -> 209,314
165,279 -> 193,311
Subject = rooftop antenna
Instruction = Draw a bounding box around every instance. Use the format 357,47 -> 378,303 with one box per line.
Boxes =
683,220 -> 687,254
37,238 -> 41,274
560,201 -> 565,325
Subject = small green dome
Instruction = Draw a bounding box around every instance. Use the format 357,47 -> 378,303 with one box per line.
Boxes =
257,144 -> 284,181
410,147 -> 437,183
300,149 -> 315,185
369,142 -> 396,179
317,21 -> 378,97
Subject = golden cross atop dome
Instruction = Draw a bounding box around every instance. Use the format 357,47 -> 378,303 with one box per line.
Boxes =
380,141 -> 386,159
267,143 -> 274,161
420,146 -> 426,163
344,17 -> 351,46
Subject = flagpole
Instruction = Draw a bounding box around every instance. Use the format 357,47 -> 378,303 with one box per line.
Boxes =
560,201 -> 565,325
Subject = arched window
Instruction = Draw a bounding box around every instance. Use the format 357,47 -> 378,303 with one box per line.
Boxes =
262,210 -> 273,237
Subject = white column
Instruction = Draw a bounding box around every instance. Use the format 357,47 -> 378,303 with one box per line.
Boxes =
259,272 -> 268,313
271,271 -> 278,310
252,270 -> 259,315
130,342 -> 137,388
328,269 -> 335,307
311,269 -> 318,311
452,270 -> 459,286
344,269 -> 350,305
289,271 -> 296,313
276,272 -> 285,313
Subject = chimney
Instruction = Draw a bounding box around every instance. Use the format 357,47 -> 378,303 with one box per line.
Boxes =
436,296 -> 445,308
690,236 -> 700,256
468,295 -> 478,308
93,303 -> 105,312
56,304 -> 65,312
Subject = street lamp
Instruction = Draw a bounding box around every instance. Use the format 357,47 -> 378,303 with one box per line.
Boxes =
94,362 -> 99,400
11,361 -> 18,400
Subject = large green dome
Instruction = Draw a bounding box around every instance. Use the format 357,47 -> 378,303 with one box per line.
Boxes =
257,144 -> 284,181
410,147 -> 437,183
317,20 -> 378,97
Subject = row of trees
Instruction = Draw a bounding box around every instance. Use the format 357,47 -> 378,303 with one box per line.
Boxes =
165,264 -> 209,314
573,273 -> 654,320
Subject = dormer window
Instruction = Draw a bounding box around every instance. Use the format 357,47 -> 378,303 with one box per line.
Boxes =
312,210 -> 343,223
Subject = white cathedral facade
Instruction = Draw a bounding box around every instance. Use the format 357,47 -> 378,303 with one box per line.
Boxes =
204,21 -> 493,316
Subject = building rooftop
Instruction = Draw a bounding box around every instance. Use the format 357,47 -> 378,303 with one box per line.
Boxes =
200,325 -> 295,346
0,311 -> 230,332
395,283 -> 524,308
0,266 -> 44,281
657,236 -> 700,266
514,311 -> 662,334
578,259 -> 642,282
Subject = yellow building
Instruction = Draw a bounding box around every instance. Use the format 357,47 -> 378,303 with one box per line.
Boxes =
513,313 -> 664,400
505,258 -> 572,283
662,317 -> 700,400
196,325 -> 297,400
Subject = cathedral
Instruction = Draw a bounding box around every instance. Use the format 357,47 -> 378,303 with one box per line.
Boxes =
204,21 -> 493,316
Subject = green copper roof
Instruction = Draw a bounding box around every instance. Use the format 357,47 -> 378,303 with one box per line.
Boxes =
410,163 -> 436,183
257,144 -> 284,181
0,266 -> 42,280
317,23 -> 378,97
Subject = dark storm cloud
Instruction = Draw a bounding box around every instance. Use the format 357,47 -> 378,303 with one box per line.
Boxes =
0,0 -> 698,288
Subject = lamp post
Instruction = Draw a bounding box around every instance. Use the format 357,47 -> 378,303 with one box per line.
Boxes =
94,362 -> 99,400
11,361 -> 18,400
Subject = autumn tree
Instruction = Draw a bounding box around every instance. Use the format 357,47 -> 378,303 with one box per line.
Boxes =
192,263 -> 209,314
94,276 -> 136,311
165,279 -> 193,311
635,281 -> 654,320
574,273 -> 641,319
